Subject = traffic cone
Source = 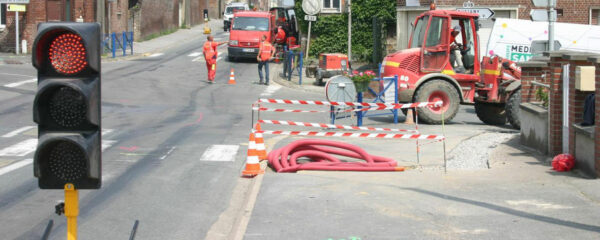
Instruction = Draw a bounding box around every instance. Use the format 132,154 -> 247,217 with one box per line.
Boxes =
404,109 -> 415,124
254,124 -> 267,160
228,68 -> 236,85
242,132 -> 264,176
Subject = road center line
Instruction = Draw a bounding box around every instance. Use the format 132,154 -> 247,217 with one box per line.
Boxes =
2,126 -> 35,138
0,159 -> 33,176
160,146 -> 176,160
4,78 -> 37,88
200,145 -> 239,162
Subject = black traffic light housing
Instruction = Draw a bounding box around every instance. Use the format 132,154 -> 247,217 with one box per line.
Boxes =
32,22 -> 102,189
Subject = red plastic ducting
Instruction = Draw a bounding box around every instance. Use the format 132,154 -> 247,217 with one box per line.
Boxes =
267,139 -> 405,173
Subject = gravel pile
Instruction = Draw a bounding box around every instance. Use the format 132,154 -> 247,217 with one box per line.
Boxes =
447,132 -> 517,170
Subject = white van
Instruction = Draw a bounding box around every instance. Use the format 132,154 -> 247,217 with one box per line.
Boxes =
223,2 -> 249,31
486,18 -> 600,62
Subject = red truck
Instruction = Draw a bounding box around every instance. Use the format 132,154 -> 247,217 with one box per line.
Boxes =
227,11 -> 275,61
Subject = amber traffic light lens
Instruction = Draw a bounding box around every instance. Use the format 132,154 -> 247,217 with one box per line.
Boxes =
49,33 -> 87,75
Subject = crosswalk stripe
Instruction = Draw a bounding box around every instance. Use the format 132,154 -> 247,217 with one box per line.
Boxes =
0,159 -> 33,176
193,56 -> 223,62
2,126 -> 35,138
260,85 -> 281,96
102,129 -> 114,137
199,145 -> 239,162
102,140 -> 117,152
4,78 -> 37,88
0,139 -> 37,157
188,52 -> 202,57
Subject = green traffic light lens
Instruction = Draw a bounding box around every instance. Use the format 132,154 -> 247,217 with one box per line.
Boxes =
49,87 -> 86,128
48,141 -> 87,182
49,33 -> 87,75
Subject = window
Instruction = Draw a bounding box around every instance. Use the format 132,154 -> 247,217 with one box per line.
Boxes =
1,4 -> 6,29
232,17 -> 270,31
425,17 -> 447,47
322,0 -> 341,13
409,16 -> 428,48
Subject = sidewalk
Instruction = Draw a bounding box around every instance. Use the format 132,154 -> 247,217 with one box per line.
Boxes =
238,61 -> 600,240
0,19 -> 223,65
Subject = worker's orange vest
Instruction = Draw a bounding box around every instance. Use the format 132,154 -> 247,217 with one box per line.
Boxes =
203,41 -> 216,62
275,29 -> 286,44
259,42 -> 273,61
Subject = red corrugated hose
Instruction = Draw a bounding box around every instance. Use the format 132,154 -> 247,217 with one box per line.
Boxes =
267,139 -> 405,173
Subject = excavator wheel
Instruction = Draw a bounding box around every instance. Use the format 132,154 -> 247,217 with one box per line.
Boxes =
413,80 -> 460,124
506,88 -> 521,129
474,101 -> 507,126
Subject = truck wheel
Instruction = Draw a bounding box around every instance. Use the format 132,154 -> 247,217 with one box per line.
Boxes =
506,89 -> 521,129
413,80 -> 460,124
474,101 -> 506,125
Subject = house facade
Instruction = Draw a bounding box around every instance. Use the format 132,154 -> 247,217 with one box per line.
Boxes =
0,0 -> 223,53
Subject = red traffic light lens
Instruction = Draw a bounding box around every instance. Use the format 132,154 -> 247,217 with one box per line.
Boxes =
49,33 -> 87,75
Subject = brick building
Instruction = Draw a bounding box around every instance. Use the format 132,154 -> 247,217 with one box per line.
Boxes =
0,0 -> 222,53
396,0 -> 600,51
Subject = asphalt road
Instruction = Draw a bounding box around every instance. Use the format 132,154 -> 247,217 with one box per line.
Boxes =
0,30 -> 279,239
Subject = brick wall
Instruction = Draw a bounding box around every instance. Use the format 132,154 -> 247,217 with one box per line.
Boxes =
397,0 -> 599,24
109,0 -> 130,33
139,0 -> 179,40
1,0 -> 96,53
519,64 -> 548,103
547,55 -> 568,156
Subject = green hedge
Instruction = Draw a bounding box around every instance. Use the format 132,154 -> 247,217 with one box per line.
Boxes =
294,0 -> 395,62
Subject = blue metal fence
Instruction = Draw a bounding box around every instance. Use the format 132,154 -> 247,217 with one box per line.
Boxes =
102,31 -> 134,58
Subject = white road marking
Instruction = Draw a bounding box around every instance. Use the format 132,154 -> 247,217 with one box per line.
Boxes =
193,56 -> 223,62
2,126 -> 35,138
0,138 -> 116,177
148,53 -> 164,58
0,159 -> 33,176
199,145 -> 239,162
188,52 -> 202,57
102,140 -> 117,152
102,128 -> 114,137
4,78 -> 37,88
0,73 -> 34,78
0,139 -> 37,157
260,85 -> 281,96
160,146 -> 176,160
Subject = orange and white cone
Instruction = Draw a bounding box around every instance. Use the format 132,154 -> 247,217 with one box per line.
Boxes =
404,109 -> 415,124
228,68 -> 236,85
254,124 -> 267,160
242,132 -> 264,176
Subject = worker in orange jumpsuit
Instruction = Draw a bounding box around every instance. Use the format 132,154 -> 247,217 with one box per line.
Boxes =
257,35 -> 275,85
202,35 -> 227,83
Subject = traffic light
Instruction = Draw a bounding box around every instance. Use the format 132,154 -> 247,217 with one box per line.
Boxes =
32,22 -> 102,189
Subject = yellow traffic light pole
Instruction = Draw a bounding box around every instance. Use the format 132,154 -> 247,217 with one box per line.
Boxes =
64,184 -> 79,240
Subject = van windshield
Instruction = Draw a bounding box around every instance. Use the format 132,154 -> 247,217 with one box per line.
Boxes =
226,6 -> 245,14
232,17 -> 269,31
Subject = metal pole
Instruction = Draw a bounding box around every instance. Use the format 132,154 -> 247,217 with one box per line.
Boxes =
64,184 -> 78,240
15,11 -> 19,54
347,0 -> 352,62
548,0 -> 556,51
306,21 -> 312,60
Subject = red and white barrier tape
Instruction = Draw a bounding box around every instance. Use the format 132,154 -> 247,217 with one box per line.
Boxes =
258,119 -> 418,133
258,98 -> 442,109
255,130 -> 445,140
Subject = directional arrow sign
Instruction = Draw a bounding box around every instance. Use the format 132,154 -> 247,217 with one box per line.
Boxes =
456,8 -> 495,19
